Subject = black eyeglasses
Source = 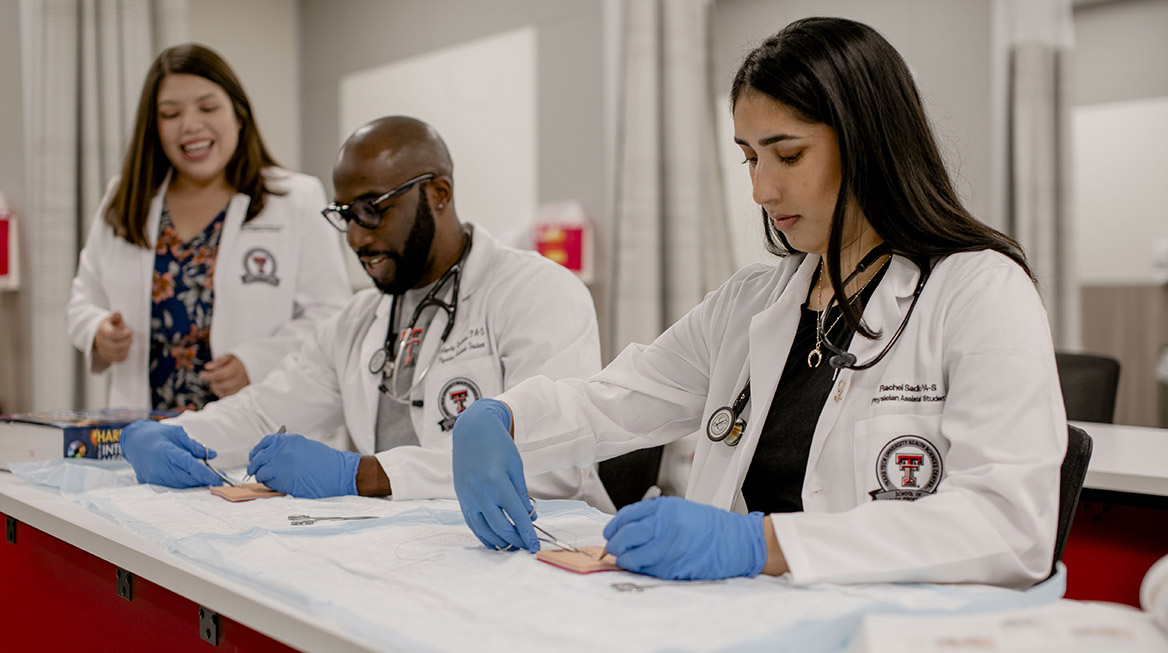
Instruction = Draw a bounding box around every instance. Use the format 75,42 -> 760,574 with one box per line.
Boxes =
321,173 -> 436,233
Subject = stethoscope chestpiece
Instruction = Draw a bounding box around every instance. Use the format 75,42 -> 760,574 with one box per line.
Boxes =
706,407 -> 736,442
706,406 -> 746,446
369,347 -> 390,375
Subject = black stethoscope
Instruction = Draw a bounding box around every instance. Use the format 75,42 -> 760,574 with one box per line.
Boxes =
706,246 -> 933,446
369,227 -> 473,403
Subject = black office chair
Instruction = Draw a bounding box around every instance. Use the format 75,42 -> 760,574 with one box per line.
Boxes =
598,446 -> 664,510
1055,352 -> 1121,423
1051,424 -> 1093,575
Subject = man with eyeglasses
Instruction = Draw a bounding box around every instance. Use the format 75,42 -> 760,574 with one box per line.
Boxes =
118,116 -> 614,511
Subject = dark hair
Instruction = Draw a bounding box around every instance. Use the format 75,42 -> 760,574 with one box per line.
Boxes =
731,17 -> 1031,337
104,43 -> 283,247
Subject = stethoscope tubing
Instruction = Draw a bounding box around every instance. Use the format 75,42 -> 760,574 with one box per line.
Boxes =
372,228 -> 473,403
705,251 -> 931,446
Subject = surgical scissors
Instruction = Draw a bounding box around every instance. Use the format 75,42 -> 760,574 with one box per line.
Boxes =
288,514 -> 379,526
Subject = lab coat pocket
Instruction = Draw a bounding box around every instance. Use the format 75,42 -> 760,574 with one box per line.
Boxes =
421,353 -> 503,445
853,414 -> 948,504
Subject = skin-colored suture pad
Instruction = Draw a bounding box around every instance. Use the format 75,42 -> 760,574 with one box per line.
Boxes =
210,483 -> 284,502
535,546 -> 620,574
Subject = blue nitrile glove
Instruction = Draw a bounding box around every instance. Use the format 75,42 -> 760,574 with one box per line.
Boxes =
246,433 -> 361,499
452,398 -> 540,553
603,496 -> 768,580
120,420 -> 224,488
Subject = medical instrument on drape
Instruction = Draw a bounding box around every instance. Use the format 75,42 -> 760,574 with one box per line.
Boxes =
497,498 -> 593,557
288,514 -> 379,526
611,580 -> 724,593
821,256 -> 932,372
370,227 -> 474,404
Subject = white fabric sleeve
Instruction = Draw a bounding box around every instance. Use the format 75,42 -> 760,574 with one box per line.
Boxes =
66,181 -> 121,375
171,304 -> 351,469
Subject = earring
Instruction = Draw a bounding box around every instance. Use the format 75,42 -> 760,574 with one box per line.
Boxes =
437,203 -> 445,209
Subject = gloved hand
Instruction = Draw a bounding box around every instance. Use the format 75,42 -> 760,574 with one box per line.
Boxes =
246,433 -> 361,499
603,496 -> 768,580
120,420 -> 224,488
452,398 -> 539,552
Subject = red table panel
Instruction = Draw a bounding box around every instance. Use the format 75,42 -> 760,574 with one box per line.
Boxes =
0,511 -> 299,652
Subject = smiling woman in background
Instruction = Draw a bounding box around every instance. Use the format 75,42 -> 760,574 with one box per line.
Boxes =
67,43 -> 350,411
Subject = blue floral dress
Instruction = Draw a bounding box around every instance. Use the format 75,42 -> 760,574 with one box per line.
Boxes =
149,207 -> 225,410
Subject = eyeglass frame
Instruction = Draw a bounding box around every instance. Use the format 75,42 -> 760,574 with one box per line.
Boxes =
320,173 -> 437,233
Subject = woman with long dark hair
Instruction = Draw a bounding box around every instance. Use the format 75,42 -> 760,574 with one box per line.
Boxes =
68,43 -> 350,411
451,17 -> 1065,589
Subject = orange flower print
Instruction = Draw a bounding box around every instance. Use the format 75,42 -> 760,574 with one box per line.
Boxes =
153,271 -> 176,302
172,345 -> 197,371
191,247 -> 210,267
157,228 -> 180,255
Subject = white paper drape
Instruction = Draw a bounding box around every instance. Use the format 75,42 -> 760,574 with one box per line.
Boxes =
22,0 -> 186,410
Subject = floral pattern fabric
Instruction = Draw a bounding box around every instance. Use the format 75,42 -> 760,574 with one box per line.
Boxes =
149,207 -> 225,411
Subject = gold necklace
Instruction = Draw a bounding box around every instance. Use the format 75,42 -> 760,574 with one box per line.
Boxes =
808,257 -> 887,368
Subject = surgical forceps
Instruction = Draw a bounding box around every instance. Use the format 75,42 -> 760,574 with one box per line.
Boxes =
610,580 -> 724,593
288,514 -> 379,526
499,498 -> 594,557
203,445 -> 238,487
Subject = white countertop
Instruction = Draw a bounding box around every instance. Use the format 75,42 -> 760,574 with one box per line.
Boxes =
1074,421 -> 1168,497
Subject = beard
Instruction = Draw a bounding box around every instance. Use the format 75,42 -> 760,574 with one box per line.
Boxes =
370,189 -> 437,295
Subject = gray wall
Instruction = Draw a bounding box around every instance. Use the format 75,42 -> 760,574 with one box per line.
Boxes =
1073,0 -> 1168,106
297,0 -> 605,218
0,0 -> 30,413
712,0 -> 996,224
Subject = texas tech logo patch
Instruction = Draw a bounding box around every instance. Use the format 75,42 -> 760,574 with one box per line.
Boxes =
241,247 -> 280,285
437,377 -> 482,432
870,435 -> 943,501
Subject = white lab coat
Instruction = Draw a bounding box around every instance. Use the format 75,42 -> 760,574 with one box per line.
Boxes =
171,225 -> 614,510
502,250 -> 1067,588
67,169 -> 351,408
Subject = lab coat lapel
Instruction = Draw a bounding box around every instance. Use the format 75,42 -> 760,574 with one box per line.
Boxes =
127,181 -> 168,405
208,192 -> 249,356
804,254 -> 920,472
356,294 -> 393,449
718,255 -> 817,504
456,222 -> 491,304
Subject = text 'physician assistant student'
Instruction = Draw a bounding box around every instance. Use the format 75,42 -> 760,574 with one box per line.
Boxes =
118,116 -> 613,509
453,17 -> 1067,590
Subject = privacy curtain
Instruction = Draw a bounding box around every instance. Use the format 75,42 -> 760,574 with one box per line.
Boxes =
608,0 -> 735,353
1000,0 -> 1077,347
607,0 -> 735,495
22,0 -> 186,409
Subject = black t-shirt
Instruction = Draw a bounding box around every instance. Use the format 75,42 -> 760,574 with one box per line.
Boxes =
741,263 -> 888,514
